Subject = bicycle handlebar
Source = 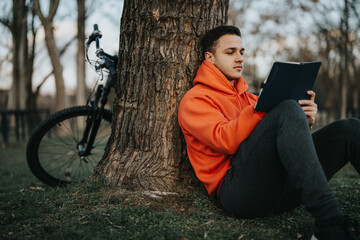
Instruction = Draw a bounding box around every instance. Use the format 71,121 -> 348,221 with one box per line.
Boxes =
86,24 -> 102,49
94,24 -> 101,49
85,24 -> 118,68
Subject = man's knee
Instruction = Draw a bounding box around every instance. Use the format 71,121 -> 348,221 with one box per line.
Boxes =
344,117 -> 360,128
273,100 -> 303,114
272,100 -> 307,124
333,117 -> 360,136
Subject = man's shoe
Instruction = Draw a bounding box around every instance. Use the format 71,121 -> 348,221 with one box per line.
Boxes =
312,215 -> 359,240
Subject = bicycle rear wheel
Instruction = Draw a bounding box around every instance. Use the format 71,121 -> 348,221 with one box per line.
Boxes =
26,106 -> 113,187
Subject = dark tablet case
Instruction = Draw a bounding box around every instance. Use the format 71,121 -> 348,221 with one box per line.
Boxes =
254,61 -> 321,112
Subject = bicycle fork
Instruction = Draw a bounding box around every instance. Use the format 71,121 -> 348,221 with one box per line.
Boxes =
77,85 -> 108,162
77,59 -> 115,162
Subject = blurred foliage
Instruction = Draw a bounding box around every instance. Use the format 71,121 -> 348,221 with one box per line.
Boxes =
229,0 -> 360,119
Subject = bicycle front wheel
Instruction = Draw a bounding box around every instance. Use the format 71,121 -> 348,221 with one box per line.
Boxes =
26,106 -> 113,187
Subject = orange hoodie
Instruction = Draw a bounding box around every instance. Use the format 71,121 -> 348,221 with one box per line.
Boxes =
178,60 -> 266,197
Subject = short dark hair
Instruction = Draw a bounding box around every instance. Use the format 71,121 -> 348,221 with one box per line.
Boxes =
200,25 -> 241,58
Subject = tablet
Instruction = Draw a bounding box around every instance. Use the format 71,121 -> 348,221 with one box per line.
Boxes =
254,61 -> 321,112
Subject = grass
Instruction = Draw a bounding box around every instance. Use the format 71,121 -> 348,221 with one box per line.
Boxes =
0,143 -> 359,240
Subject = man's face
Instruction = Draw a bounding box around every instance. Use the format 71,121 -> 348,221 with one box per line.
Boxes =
205,34 -> 244,81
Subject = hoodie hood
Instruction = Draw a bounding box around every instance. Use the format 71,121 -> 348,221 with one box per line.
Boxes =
193,60 -> 249,95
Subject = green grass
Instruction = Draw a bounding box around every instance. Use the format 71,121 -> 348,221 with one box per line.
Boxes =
0,143 -> 359,240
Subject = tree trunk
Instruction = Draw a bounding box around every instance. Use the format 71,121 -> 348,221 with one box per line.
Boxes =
340,0 -> 349,119
8,0 -> 27,110
76,0 -> 87,106
95,0 -> 229,191
43,21 -> 66,111
25,0 -> 41,130
34,0 -> 66,111
350,49 -> 359,117
26,17 -> 37,112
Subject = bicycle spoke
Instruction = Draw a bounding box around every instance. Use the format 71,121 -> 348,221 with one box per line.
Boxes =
56,119 -> 81,143
41,153 -> 77,173
86,156 -> 99,169
38,139 -> 75,149
44,131 -> 79,150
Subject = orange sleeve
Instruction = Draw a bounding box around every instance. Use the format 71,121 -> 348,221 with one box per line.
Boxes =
179,96 -> 265,155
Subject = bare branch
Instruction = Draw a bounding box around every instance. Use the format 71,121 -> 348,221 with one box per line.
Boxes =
349,0 -> 360,27
33,0 -> 45,22
29,0 -> 37,62
34,0 -> 60,22
0,18 -> 11,29
0,1 -> 12,29
59,35 -> 77,56
48,0 -> 60,21
35,71 -> 53,96
35,34 -> 76,93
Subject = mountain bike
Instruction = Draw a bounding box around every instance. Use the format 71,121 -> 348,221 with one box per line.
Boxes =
26,24 -> 117,187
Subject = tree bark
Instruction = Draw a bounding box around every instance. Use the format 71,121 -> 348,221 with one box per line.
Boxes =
95,0 -> 229,191
34,0 -> 66,111
76,0 -> 87,106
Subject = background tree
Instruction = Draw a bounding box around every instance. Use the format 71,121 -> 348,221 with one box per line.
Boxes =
300,0 -> 360,119
0,0 -> 78,112
25,0 -> 39,112
228,0 -> 360,121
0,0 -> 120,113
76,0 -> 87,106
0,0 -> 39,113
1,0 -> 28,110
95,0 -> 229,191
34,0 -> 66,111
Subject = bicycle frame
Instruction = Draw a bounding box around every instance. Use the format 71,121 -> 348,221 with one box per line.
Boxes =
77,24 -> 118,160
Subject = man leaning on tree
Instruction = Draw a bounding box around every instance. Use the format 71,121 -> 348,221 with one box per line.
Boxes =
178,25 -> 360,240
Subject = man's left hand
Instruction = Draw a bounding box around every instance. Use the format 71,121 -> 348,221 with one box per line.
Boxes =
298,90 -> 317,129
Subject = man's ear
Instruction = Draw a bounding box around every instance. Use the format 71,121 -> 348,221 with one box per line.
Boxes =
205,52 -> 215,63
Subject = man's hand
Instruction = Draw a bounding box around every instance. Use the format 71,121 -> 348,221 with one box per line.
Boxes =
298,90 -> 317,129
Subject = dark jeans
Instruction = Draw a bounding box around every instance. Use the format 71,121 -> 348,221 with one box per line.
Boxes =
218,100 -> 360,221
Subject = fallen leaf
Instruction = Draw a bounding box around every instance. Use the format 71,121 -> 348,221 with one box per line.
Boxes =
202,220 -> 215,225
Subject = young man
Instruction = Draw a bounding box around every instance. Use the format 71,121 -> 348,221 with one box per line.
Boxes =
178,25 -> 360,240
